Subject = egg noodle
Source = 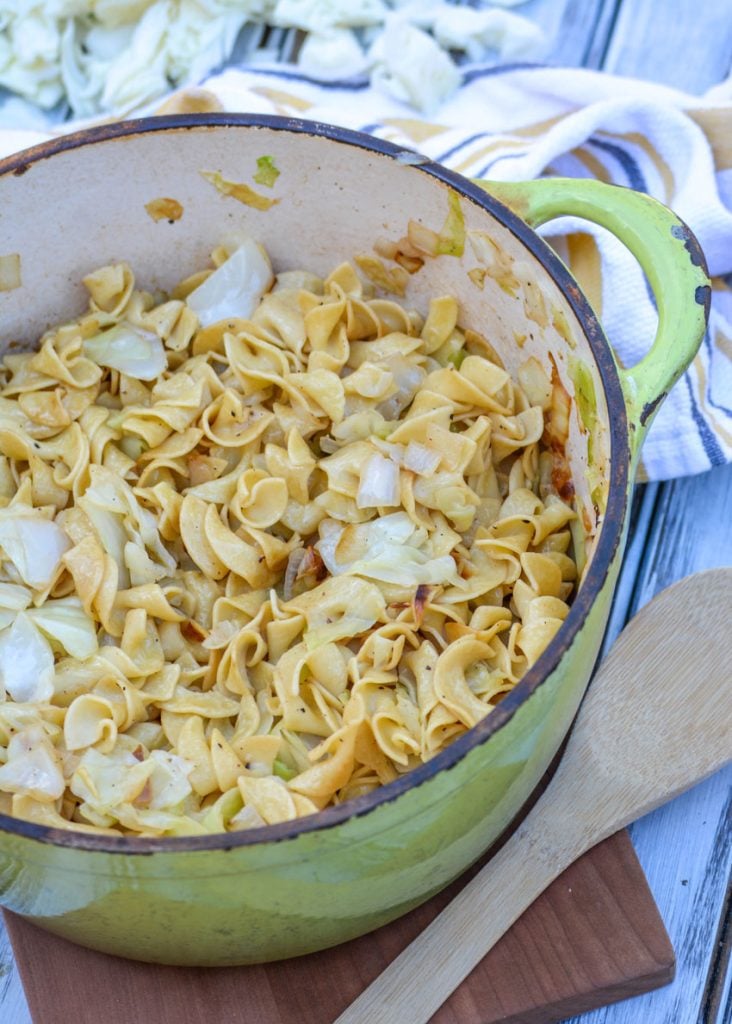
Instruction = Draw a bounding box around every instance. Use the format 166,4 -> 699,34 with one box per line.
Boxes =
0,237 -> 578,837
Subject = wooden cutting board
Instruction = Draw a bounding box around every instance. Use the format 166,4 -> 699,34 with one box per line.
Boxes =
6,828 -> 673,1024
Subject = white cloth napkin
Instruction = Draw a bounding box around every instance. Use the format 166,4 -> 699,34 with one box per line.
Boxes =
2,62 -> 731,480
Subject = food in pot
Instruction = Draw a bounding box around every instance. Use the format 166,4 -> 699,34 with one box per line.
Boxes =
0,236 -> 578,837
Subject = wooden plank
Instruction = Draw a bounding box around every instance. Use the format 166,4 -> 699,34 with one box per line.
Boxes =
630,467 -> 732,599
513,0 -> 621,69
586,0 -> 732,1016
603,0 -> 732,93
0,912 -> 29,1024
567,771 -> 732,1024
5,831 -> 674,1024
599,482 -> 660,657
570,465 -> 732,1024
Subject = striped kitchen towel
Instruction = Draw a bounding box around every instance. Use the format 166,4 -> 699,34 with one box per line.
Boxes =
1,62 -> 731,480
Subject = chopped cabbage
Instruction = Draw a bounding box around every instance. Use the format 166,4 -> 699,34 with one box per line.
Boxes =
71,746 -> 152,808
0,1 -> 542,120
297,28 -> 369,81
144,750 -> 194,810
28,597 -> 99,660
272,0 -> 388,32
79,465 -> 176,589
0,582 -> 33,631
431,7 -> 546,63
316,511 -> 462,588
0,508 -> 71,590
84,322 -> 167,381
369,18 -> 461,114
403,441 -> 441,476
186,237 -> 273,328
357,451 -> 400,508
0,725 -> 65,802
0,613 -> 55,703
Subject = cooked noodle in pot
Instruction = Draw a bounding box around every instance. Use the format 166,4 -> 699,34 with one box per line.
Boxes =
0,237 -> 578,837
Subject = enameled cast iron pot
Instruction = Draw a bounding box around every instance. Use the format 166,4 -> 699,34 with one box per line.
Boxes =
0,115 -> 709,965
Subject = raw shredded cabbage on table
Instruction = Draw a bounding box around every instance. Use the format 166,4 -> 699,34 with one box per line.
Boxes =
0,0 -> 544,122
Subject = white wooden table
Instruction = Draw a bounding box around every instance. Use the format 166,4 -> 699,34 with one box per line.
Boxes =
0,2 -> 731,1022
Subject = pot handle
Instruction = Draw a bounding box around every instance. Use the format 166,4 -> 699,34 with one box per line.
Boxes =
472,177 -> 710,456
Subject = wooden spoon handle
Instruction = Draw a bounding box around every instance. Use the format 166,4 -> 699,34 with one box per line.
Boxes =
333,810 -> 587,1024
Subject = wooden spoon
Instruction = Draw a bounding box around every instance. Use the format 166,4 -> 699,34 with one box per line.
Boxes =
335,568 -> 732,1024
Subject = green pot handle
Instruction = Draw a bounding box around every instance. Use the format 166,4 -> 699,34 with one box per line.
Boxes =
472,177 -> 710,457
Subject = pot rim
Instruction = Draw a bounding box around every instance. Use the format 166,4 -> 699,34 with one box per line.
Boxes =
0,113 -> 630,853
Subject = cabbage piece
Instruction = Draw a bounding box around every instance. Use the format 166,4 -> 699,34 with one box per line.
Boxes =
297,28 -> 369,80
356,451 -> 400,508
316,511 -> 462,588
253,155 -> 280,188
79,465 -> 175,588
0,725 -> 65,802
376,357 -> 425,419
228,802 -> 266,832
0,253 -> 21,293
271,0 -> 387,32
369,18 -> 461,114
0,582 -> 32,630
114,805 -> 207,836
431,7 -> 546,64
77,497 -> 127,578
403,441 -> 441,476
70,746 -> 153,809
316,510 -> 414,572
197,786 -> 244,832
0,612 -> 55,703
83,322 -> 167,381
28,596 -> 98,659
144,750 -> 193,810
349,548 -> 460,587
186,237 -> 273,327
0,703 -> 46,746
163,7 -> 249,94
0,508 -> 71,590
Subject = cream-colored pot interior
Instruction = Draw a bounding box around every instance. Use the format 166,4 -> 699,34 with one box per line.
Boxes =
0,119 -> 610,569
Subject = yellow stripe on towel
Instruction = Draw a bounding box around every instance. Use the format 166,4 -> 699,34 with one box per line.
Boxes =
566,233 -> 604,318
687,109 -> 732,170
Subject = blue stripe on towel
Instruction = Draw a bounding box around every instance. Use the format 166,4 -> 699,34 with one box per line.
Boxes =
462,63 -> 547,85
685,372 -> 726,466
436,133 -> 490,163
588,137 -> 648,193
236,65 -> 371,90
474,148 -> 528,179
703,329 -> 732,417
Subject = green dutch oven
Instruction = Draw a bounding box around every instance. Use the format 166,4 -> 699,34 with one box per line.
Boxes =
0,115 -> 709,965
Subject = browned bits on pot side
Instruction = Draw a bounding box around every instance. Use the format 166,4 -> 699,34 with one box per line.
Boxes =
145,198 -> 184,223
543,354 -> 575,503
200,170 -> 279,211
0,253 -> 21,291
374,236 -> 425,275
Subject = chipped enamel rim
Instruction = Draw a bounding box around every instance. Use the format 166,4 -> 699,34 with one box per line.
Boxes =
0,114 -> 632,853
